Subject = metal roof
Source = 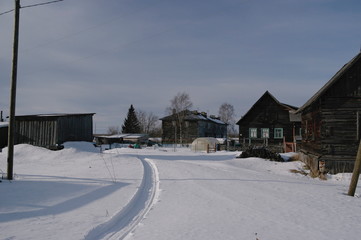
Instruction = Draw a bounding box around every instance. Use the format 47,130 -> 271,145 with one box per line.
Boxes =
161,110 -> 227,125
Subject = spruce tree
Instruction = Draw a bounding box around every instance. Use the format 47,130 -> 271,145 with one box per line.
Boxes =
122,104 -> 141,133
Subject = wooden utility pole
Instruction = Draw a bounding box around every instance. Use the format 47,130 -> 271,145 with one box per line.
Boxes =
348,140 -> 361,196
7,0 -> 21,180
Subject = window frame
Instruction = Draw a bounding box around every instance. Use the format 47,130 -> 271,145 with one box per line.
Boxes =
274,128 -> 283,139
261,128 -> 269,138
249,128 -> 257,138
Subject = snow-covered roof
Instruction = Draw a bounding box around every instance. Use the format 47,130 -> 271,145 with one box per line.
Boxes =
207,117 -> 225,125
96,134 -> 148,139
0,122 -> 8,128
162,110 -> 227,125
15,113 -> 95,119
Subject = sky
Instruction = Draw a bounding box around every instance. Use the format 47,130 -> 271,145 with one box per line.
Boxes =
1,0 -> 361,133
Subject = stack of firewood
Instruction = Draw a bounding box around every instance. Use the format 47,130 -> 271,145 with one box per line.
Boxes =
238,146 -> 283,162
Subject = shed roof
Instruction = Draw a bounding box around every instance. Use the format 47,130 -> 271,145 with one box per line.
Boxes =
15,113 -> 95,120
296,52 -> 361,113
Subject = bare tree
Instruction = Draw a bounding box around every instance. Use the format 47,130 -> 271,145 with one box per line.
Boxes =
218,102 -> 237,136
166,92 -> 193,145
136,109 -> 160,135
107,126 -> 120,135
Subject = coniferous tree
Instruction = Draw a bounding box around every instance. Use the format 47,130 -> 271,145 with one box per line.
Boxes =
122,104 -> 141,133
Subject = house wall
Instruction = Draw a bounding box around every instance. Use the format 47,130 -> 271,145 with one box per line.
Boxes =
57,115 -> 93,144
15,119 -> 58,147
198,121 -> 227,139
161,117 -> 227,145
300,103 -> 322,155
300,56 -> 361,174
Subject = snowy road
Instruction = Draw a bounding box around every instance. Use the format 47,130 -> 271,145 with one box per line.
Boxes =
1,145 -> 361,240
120,151 -> 361,240
84,157 -> 160,240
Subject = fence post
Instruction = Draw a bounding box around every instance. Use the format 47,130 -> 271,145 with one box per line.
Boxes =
348,140 -> 361,196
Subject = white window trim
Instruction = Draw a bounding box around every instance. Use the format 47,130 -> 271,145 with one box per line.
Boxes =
274,128 -> 283,139
249,128 -> 257,138
261,128 -> 269,138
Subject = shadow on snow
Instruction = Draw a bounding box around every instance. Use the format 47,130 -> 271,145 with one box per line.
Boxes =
0,175 -> 129,223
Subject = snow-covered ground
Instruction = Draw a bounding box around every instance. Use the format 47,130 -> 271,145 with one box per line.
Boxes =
1,143 -> 360,240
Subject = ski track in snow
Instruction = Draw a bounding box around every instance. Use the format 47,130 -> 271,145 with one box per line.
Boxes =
83,156 -> 160,240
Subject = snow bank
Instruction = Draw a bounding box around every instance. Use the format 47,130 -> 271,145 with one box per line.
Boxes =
0,143 -> 143,240
1,144 -> 361,240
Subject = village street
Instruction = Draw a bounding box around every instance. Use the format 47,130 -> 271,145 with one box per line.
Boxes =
1,144 -> 361,240
121,150 -> 361,240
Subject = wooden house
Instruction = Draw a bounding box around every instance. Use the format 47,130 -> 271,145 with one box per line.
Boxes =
237,91 -> 301,152
160,110 -> 227,145
297,52 -> 361,174
15,113 -> 95,149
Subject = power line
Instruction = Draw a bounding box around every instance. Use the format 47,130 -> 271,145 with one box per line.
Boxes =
0,0 -> 64,15
0,9 -> 14,16
21,0 -> 64,9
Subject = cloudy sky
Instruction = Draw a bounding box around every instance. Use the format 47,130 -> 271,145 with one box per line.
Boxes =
1,0 -> 361,133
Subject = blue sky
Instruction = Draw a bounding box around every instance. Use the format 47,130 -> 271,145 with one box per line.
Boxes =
1,0 -> 361,133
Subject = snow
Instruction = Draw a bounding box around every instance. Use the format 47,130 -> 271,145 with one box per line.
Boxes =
1,143 -> 361,240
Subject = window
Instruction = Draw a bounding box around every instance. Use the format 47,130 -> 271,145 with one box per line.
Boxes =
249,128 -> 257,138
261,128 -> 269,138
274,128 -> 283,139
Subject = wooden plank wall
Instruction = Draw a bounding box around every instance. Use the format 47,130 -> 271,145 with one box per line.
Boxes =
57,115 -> 93,143
15,119 -> 57,147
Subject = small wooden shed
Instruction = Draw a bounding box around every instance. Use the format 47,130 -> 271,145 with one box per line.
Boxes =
297,52 -> 361,174
15,113 -> 95,149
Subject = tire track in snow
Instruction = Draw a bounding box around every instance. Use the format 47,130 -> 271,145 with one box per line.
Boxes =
83,157 -> 160,240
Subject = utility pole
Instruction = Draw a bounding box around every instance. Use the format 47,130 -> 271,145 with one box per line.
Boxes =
7,0 -> 20,180
348,140 -> 361,196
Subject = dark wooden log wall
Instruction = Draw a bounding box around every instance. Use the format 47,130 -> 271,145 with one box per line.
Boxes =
300,56 -> 361,173
238,94 -> 300,147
